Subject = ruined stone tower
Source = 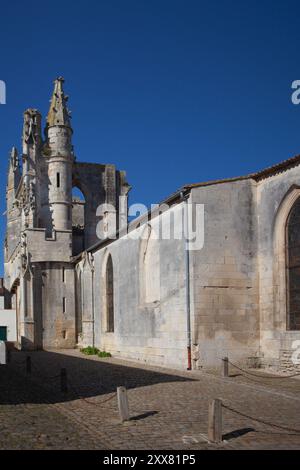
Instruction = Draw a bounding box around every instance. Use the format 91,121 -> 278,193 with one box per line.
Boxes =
4,78 -> 130,350
45,77 -> 73,232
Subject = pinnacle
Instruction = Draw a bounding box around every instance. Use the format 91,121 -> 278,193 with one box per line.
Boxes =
46,77 -> 72,128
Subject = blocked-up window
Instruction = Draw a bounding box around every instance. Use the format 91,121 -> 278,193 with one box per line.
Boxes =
143,227 -> 160,304
287,197 -> 300,330
106,254 -> 114,332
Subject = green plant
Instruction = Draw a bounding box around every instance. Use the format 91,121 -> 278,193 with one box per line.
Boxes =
97,350 -> 112,358
80,346 -> 99,355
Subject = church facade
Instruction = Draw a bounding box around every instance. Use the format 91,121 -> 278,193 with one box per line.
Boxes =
3,78 -> 300,371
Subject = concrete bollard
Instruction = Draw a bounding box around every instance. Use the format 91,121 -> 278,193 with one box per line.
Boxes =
60,368 -> 68,393
117,386 -> 130,422
208,399 -> 222,443
0,341 -> 7,365
222,357 -> 229,378
26,356 -> 31,374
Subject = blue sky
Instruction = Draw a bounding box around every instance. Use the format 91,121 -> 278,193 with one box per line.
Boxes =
1,0 -> 300,273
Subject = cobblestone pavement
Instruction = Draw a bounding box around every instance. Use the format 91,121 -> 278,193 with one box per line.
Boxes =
1,349 -> 300,450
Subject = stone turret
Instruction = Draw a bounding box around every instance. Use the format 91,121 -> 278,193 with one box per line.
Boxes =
45,77 -> 74,231
22,108 -> 42,158
6,147 -> 21,214
22,109 -> 42,228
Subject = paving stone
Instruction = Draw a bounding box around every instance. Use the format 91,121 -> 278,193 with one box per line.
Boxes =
0,349 -> 299,449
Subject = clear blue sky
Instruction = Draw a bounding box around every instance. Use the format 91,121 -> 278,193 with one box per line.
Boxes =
1,0 -> 300,274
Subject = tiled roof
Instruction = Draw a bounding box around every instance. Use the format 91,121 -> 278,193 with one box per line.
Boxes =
181,154 -> 300,189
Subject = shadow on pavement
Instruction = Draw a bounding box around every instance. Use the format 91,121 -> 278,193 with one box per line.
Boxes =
0,350 -> 195,406
223,427 -> 255,441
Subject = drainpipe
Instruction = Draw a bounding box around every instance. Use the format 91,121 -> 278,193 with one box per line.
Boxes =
180,191 -> 192,370
92,268 -> 95,348
90,254 -> 95,349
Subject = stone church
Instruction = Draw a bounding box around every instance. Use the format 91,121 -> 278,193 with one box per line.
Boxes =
3,78 -> 300,371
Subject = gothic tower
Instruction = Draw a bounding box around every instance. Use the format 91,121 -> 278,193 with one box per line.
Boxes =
45,77 -> 74,231
4,77 -> 130,350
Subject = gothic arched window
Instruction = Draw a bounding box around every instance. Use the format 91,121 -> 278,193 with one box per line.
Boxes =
286,197 -> 300,330
105,254 -> 114,332
142,224 -> 160,304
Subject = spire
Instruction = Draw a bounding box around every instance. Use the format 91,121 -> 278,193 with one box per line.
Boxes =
46,77 -> 72,129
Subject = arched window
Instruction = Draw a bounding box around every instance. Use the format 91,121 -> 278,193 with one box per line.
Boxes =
105,254 -> 114,332
141,224 -> 160,304
286,197 -> 300,330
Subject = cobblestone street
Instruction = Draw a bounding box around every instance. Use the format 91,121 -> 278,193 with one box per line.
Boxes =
1,349 -> 300,450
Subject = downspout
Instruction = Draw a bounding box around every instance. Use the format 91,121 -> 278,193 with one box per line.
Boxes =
92,267 -> 95,348
89,253 -> 95,348
180,191 -> 192,370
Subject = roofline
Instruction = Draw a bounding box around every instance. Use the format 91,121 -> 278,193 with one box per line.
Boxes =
73,152 -> 300,260
74,187 -> 191,258
181,174 -> 252,190
183,153 -> 300,189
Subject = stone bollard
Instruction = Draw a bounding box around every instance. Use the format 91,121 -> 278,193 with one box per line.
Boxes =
0,341 -> 7,365
117,386 -> 130,422
208,399 -> 222,443
222,357 -> 229,378
60,368 -> 68,393
26,356 -> 31,374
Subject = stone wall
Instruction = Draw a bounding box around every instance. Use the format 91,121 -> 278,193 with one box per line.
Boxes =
190,181 -> 260,368
77,204 -> 189,369
0,302 -> 17,342
37,262 -> 76,349
256,166 -> 300,369
72,162 -> 129,250
279,349 -> 300,373
26,229 -> 72,262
